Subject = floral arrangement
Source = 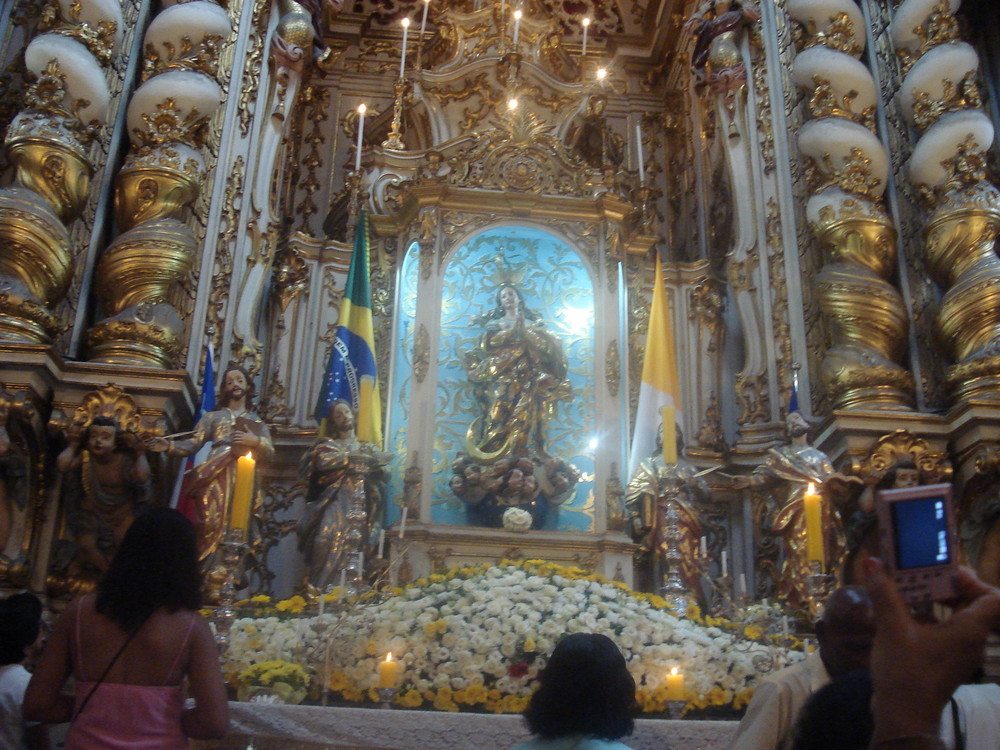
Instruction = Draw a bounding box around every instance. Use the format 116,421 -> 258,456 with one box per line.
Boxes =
237,659 -> 311,705
223,560 -> 802,715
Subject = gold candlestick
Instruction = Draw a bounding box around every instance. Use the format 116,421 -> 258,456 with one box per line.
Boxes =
382,79 -> 410,150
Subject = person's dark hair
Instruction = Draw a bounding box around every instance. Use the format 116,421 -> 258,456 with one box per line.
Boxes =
523,632 -> 636,741
791,668 -> 873,750
96,507 -> 201,632
0,592 -> 43,665
85,415 -> 121,449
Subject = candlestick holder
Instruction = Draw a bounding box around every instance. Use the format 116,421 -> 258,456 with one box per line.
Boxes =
659,499 -> 689,615
377,686 -> 398,709
213,528 -> 248,650
382,79 -> 410,150
804,560 -> 833,621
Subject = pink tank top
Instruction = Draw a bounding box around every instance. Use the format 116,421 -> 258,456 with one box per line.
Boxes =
66,604 -> 196,750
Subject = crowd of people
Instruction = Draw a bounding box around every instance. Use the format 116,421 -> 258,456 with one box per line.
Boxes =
2,504 -> 1000,750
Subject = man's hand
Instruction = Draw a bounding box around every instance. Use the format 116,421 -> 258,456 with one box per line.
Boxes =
864,557 -> 1000,743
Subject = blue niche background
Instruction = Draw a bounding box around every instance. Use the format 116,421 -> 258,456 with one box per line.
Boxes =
432,226 -> 596,531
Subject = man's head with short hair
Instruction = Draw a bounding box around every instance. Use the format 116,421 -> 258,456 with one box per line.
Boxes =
816,585 -> 875,678
0,592 -> 43,666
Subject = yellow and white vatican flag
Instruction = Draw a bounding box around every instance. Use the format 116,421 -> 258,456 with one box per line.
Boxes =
628,254 -> 682,481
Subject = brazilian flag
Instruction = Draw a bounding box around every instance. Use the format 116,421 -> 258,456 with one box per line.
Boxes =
314,209 -> 383,445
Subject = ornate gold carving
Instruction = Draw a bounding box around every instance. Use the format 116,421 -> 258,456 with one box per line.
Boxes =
753,48 -> 775,175
605,462 -> 626,532
142,33 -> 226,81
413,324 -> 430,384
811,199 -> 914,410
855,430 -> 951,486
237,0 -> 268,136
690,277 -> 724,354
795,12 -> 863,57
48,383 -> 160,437
807,76 -> 876,130
271,245 -> 309,312
897,0 -> 960,74
916,135 -> 989,208
113,163 -> 200,230
696,392 -> 727,453
923,180 -> 1000,402
291,84 -> 329,228
605,339 -> 620,397
805,148 -> 884,201
735,372 -> 770,424
911,73 -> 983,133
39,0 -> 117,65
6,122 -> 93,222
24,59 -> 101,143
0,186 -> 72,315
93,219 -> 196,316
132,98 -> 210,150
85,312 -> 183,368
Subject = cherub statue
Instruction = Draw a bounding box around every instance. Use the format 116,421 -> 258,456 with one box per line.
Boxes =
57,416 -> 151,574
687,0 -> 760,94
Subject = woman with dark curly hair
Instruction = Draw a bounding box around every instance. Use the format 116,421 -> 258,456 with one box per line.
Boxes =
24,507 -> 228,748
514,632 -> 637,750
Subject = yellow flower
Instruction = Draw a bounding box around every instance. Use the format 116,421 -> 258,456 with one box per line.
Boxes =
249,594 -> 271,604
364,640 -> 378,656
399,689 -> 423,708
686,602 -> 703,621
275,595 -> 306,613
743,625 -> 763,640
523,637 -> 536,653
327,671 -> 349,691
465,683 -> 489,704
422,619 -> 448,636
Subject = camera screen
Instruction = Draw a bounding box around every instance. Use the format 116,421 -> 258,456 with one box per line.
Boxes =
891,496 -> 951,570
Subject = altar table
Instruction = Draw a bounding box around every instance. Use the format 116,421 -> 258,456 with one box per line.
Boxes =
197,702 -> 739,750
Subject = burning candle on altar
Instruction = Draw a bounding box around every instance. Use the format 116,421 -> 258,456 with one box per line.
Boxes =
803,482 -> 824,564
398,506 -> 408,540
354,103 -> 366,171
512,9 -> 522,46
581,16 -> 590,57
378,652 -> 402,688
230,452 -> 255,531
635,122 -> 645,183
399,17 -> 411,77
666,667 -> 684,700
596,67 -> 606,84
378,528 -> 386,558
419,0 -> 430,38
721,549 -> 728,577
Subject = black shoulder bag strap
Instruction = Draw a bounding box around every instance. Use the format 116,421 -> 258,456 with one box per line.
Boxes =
71,625 -> 141,722
950,696 -> 965,750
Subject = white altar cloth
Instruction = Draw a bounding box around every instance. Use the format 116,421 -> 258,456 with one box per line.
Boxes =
208,702 -> 739,750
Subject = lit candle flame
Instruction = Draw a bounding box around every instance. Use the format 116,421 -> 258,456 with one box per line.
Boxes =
807,482 -> 815,494
582,16 -> 590,26
401,17 -> 410,27
670,666 -> 678,676
596,68 -> 606,80
385,652 -> 393,662
358,103 -> 367,115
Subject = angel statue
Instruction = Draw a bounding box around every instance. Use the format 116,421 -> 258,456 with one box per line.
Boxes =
733,410 -> 862,609
688,0 -> 760,94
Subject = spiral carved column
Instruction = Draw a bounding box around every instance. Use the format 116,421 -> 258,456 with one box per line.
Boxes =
891,0 -> 1000,404
85,2 -> 231,368
0,0 -> 121,342
788,0 -> 914,411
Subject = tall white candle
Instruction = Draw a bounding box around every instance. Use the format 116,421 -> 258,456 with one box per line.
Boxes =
635,122 -> 645,183
737,572 -> 747,596
781,616 -> 789,637
581,16 -> 590,57
378,528 -> 386,558
399,17 -> 410,77
354,103 -> 366,171
699,536 -> 707,557
338,568 -> 347,594
721,549 -> 728,577
420,0 -> 430,38
512,9 -> 522,47
398,506 -> 408,539
358,551 -> 364,576
318,590 -> 325,617
500,0 -> 506,20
